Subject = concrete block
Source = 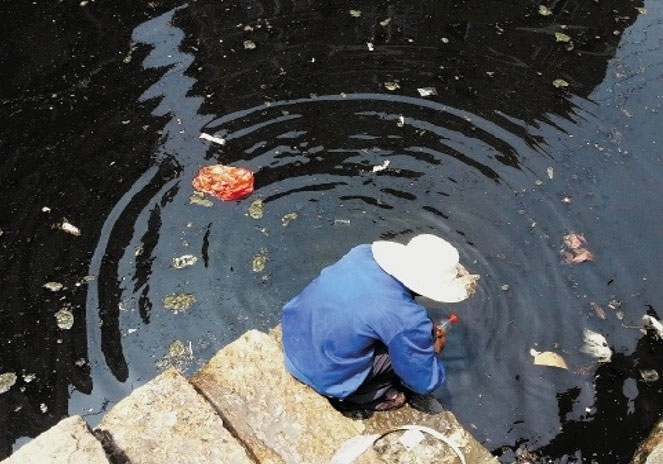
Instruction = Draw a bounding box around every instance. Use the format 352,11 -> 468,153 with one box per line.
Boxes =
97,368 -> 254,464
1,416 -> 108,464
190,330 -> 366,464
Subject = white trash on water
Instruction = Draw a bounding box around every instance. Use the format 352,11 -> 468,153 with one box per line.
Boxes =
580,328 -> 612,363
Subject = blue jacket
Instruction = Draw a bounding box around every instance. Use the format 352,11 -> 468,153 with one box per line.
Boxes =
282,244 -> 445,398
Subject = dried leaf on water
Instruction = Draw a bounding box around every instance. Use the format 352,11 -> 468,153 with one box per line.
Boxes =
0,372 -> 17,395
538,4 -> 553,16
636,7 -> 647,15
172,254 -> 198,269
547,167 -> 554,180
379,18 -> 391,27
43,282 -> 63,292
563,233 -> 586,249
580,328 -> 612,363
189,192 -> 213,207
349,9 -> 361,17
640,369 -> 659,384
553,78 -> 569,88
163,293 -> 196,311
417,87 -> 438,97
243,40 -> 256,50
555,32 -> 571,43
563,249 -> 594,264
384,81 -> 400,91
248,199 -> 264,219
57,219 -> 81,236
589,302 -> 606,320
608,298 -> 621,310
531,349 -> 568,369
281,212 -> 298,227
55,308 -> 74,330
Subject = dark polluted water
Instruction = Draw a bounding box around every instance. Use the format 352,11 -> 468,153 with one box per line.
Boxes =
1,0 -> 662,461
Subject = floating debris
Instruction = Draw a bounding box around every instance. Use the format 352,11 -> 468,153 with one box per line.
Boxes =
22,373 -> 36,383
500,284 -> 510,291
538,4 -> 553,16
40,403 -> 48,413
199,133 -> 226,145
243,40 -> 256,50
640,369 -> 659,384
417,87 -> 438,97
553,78 -> 569,88
0,372 -> 17,394
163,293 -> 196,312
42,206 -> 51,213
366,42 -> 374,52
546,167 -> 554,180
384,81 -> 400,91
57,219 -> 81,236
397,115 -> 405,127
43,282 -> 63,292
252,253 -> 268,272
441,37 -> 450,44
531,350 -> 568,369
551,77 -> 572,89
281,212 -> 298,227
562,233 -> 594,264
349,9 -> 361,17
172,254 -> 198,269
608,298 -> 621,310
248,199 -> 264,219
580,328 -> 612,363
589,302 -> 606,320
555,32 -> 571,43
158,340 -> 195,371
642,315 -> 663,340
636,7 -> 647,15
334,219 -> 351,225
189,192 -> 213,207
192,164 -> 254,201
55,308 -> 74,330
379,18 -> 391,27
563,233 -> 586,250
372,160 -> 390,173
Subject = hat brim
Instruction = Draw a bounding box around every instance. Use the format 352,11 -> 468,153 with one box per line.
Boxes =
371,240 -> 475,303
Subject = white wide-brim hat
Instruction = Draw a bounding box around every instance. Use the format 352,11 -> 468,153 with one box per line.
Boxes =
371,234 -> 479,303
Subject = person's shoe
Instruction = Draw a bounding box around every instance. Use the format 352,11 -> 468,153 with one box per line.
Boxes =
372,388 -> 406,411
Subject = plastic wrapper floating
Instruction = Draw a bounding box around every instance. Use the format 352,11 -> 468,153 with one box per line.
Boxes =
192,164 -> 254,201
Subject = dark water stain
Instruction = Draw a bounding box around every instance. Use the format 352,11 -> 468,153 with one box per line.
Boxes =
1,0 -> 662,461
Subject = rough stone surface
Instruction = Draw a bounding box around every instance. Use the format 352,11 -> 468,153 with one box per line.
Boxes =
97,368 -> 254,464
1,416 -> 109,464
190,329 -> 366,464
633,420 -> 663,464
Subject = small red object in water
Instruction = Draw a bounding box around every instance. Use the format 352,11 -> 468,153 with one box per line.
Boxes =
192,164 -> 254,201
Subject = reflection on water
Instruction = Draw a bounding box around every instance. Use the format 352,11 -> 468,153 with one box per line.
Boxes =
0,0 -> 661,461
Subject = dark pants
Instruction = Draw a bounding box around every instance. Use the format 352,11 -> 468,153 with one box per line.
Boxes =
342,343 -> 400,406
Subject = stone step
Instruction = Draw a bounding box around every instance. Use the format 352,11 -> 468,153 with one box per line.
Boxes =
96,368 -> 255,464
1,416 -> 108,464
190,329 -> 368,464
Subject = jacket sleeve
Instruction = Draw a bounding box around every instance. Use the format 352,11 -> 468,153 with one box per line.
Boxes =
386,321 -> 446,394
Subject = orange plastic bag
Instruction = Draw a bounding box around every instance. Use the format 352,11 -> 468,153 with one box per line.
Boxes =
192,164 -> 254,201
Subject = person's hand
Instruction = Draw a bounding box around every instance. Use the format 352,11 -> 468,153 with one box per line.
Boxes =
434,325 -> 446,354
